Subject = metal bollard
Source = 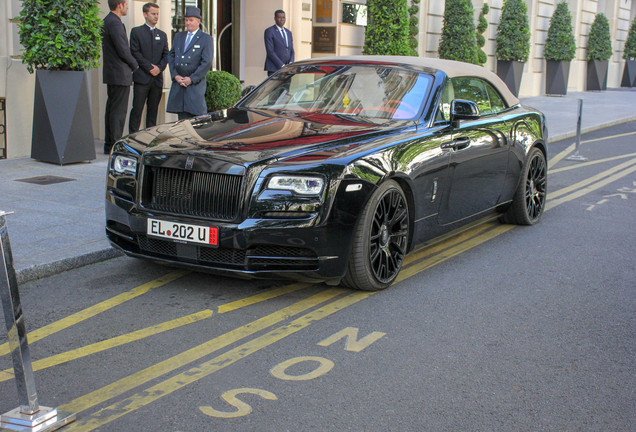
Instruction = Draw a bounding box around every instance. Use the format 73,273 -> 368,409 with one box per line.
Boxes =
565,99 -> 588,162
0,211 -> 76,432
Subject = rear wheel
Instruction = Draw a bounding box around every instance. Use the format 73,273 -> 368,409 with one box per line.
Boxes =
342,180 -> 409,291
500,147 -> 547,225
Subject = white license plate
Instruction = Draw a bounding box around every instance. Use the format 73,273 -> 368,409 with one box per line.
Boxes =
147,218 -> 218,246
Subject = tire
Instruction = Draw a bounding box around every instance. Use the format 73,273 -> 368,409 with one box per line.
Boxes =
342,180 -> 409,291
500,147 -> 547,225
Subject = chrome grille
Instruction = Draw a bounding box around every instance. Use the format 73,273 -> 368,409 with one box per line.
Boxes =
144,167 -> 243,221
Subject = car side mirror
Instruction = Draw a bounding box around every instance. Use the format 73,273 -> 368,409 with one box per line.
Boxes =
450,99 -> 480,127
241,85 -> 256,98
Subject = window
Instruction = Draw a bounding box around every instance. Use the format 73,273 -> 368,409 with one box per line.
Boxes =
451,77 -> 492,114
485,82 -> 506,114
342,3 -> 367,26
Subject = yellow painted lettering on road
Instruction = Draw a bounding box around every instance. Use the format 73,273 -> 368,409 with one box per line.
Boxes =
64,290 -> 375,432
200,388 -> 277,418
0,269 -> 190,357
60,288 -> 346,414
270,356 -> 335,381
317,327 -> 386,352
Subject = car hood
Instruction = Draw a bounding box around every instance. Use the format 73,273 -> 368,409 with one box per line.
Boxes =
125,108 -> 414,166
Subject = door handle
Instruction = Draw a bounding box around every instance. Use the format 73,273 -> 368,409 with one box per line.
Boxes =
440,137 -> 471,151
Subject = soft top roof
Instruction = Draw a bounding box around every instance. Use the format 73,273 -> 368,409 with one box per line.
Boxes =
292,55 -> 520,108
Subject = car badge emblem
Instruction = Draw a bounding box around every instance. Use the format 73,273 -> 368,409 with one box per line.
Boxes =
185,156 -> 195,170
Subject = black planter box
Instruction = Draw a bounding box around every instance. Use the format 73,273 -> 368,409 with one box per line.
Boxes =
496,60 -> 524,97
545,60 -> 571,96
621,60 -> 636,88
586,60 -> 608,91
31,70 -> 95,164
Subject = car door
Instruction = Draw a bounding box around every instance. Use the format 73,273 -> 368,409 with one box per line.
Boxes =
437,77 -> 511,225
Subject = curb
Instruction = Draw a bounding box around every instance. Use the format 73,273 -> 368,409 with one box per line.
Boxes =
16,248 -> 124,285
548,115 -> 636,143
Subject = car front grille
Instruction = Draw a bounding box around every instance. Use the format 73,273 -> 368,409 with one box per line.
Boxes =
143,166 -> 243,221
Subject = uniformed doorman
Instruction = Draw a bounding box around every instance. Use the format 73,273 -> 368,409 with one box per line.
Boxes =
166,6 -> 213,119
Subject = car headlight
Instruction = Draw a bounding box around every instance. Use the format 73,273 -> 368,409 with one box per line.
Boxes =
267,175 -> 324,195
113,155 -> 138,175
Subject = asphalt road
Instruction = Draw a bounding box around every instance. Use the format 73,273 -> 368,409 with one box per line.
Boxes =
1,122 -> 635,431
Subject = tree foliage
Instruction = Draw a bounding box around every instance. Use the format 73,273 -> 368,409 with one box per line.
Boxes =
205,71 -> 242,112
17,0 -> 102,73
586,13 -> 612,61
364,0 -> 413,56
496,0 -> 531,62
622,18 -> 636,60
438,0 -> 478,64
544,1 -> 576,62
476,3 -> 489,66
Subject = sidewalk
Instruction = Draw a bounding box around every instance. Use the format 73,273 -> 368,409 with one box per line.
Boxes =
1,88 -> 635,284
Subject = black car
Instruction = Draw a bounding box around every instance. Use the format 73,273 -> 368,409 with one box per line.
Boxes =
106,56 -> 547,290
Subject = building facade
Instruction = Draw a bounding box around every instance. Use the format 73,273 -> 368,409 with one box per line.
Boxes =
0,0 -> 634,159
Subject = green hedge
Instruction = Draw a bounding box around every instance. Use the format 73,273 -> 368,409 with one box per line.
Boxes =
587,13 -> 612,61
622,18 -> 636,60
438,0 -> 478,64
205,71 -> 242,112
363,0 -> 412,56
495,0 -> 531,62
17,0 -> 102,73
544,1 -> 576,62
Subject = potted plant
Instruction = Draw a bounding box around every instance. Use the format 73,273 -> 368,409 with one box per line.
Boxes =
622,18 -> 636,87
363,0 -> 411,55
586,13 -> 612,91
495,0 -> 531,96
16,0 -> 102,164
438,0 -> 478,64
543,1 -> 576,95
205,71 -> 242,112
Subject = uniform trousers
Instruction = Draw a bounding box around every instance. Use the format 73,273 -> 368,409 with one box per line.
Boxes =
105,84 -> 130,149
129,81 -> 163,134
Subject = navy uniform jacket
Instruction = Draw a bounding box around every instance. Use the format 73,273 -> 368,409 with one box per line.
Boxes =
102,12 -> 138,86
264,25 -> 294,72
130,24 -> 169,87
166,29 -> 213,116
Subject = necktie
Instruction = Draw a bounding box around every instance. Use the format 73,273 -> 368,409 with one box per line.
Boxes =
281,28 -> 287,47
184,32 -> 193,51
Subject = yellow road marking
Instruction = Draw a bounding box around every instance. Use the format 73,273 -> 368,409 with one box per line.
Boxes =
60,288 -> 345,414
549,152 -> 636,174
548,158 -> 636,200
218,282 -> 311,313
549,131 -> 636,167
0,269 -> 190,357
0,370 -> 14,381
546,164 -> 636,211
0,310 -> 214,382
64,290 -> 373,432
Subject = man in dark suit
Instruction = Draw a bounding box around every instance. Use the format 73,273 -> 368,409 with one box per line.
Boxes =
102,0 -> 138,154
128,2 -> 169,134
264,10 -> 295,77
166,6 -> 213,120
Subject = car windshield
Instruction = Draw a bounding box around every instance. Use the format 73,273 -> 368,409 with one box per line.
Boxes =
240,64 -> 433,120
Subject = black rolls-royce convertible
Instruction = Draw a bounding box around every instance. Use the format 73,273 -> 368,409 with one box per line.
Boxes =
105,56 -> 547,290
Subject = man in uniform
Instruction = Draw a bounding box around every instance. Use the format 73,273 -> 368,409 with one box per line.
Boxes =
128,2 -> 169,133
166,6 -> 213,120
102,0 -> 138,154
264,10 -> 294,77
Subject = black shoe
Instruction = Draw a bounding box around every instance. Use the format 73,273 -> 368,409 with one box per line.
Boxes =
104,144 -> 113,155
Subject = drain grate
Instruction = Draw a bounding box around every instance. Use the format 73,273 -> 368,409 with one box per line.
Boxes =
14,175 -> 77,185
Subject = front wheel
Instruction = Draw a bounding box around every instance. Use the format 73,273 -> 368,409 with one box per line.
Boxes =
342,180 -> 409,291
500,147 -> 547,225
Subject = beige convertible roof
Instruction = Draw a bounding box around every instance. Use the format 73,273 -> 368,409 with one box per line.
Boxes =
293,55 -> 520,108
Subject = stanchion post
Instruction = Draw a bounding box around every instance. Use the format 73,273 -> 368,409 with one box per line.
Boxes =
565,99 -> 588,162
0,211 -> 76,432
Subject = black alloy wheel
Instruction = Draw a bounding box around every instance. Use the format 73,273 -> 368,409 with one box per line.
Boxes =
342,180 -> 409,291
501,147 -> 547,225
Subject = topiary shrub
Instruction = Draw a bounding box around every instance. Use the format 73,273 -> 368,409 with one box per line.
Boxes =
205,71 -> 242,112
408,0 -> 420,56
544,1 -> 576,62
495,0 -> 531,62
623,18 -> 636,60
16,0 -> 102,73
587,13 -> 612,61
476,3 -> 489,66
363,0 -> 412,56
438,0 -> 478,64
